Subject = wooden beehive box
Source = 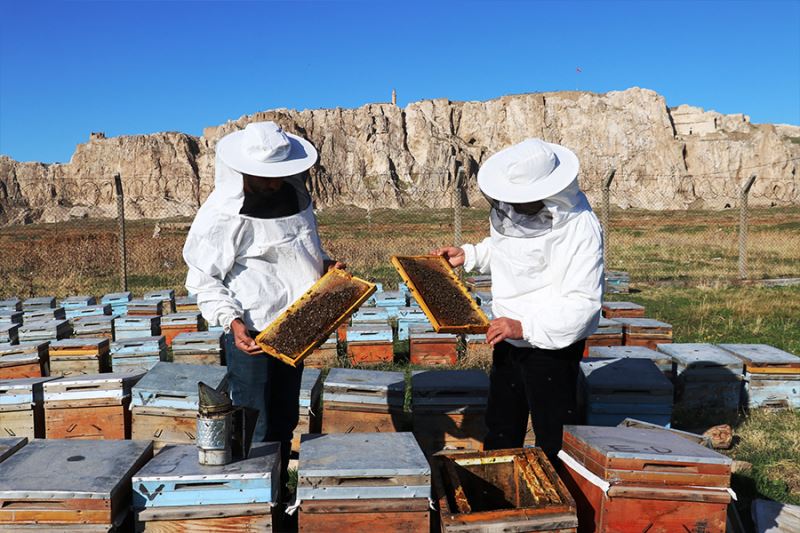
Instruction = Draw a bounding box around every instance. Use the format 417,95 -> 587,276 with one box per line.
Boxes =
297,432 -> 430,533
346,323 -> 394,364
397,306 -> 431,341
374,291 -> 407,318
601,301 -> 645,319
658,343 -> 743,421
433,447 -> 577,532
588,345 -> 674,378
22,296 -> 56,310
718,343 -> 800,409
64,303 -> 112,320
351,306 -> 390,324
579,358 -> 673,427
174,295 -> 199,312
101,291 -> 132,315
409,324 -> 459,366
143,289 -> 175,315
18,318 -> 72,343
293,368 -> 323,453
159,312 -> 202,346
114,315 -> 161,340
0,299 -> 22,312
131,362 -> 227,451
392,255 -> 490,334
44,372 -> 144,440
59,295 -> 97,310
0,439 -> 153,529
72,314 -> 116,339
23,306 -> 66,323
303,334 -> 337,368
0,342 -> 50,379
583,317 -> 623,356
322,368 -> 406,433
411,370 -> 488,454
617,418 -> 711,448
604,270 -> 630,294
127,299 -> 164,317
49,337 -> 111,377
0,437 -> 27,464
255,268 -> 376,367
132,442 -> 279,531
0,377 -> 56,439
616,317 -> 672,350
464,275 -> 492,292
559,425 -> 731,533
171,330 -> 224,365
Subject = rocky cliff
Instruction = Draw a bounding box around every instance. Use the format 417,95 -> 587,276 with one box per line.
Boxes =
1,87 -> 798,224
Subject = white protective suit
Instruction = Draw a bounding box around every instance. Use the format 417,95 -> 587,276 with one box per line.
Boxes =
183,158 -> 329,332
462,179 -> 603,350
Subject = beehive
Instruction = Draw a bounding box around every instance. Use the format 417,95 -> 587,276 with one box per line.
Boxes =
44,372 -> 144,440
616,317 -> 673,350
346,323 -> 394,364
297,432 -> 430,533
0,377 -> 56,439
132,442 -> 279,531
114,315 -> 161,340
64,303 -> 112,320
396,306 -> 432,341
18,318 -> 72,343
112,336 -> 166,373
604,271 -> 630,294
21,296 -> 56,310
0,342 -> 50,379
72,314 -> 116,339
159,311 -> 202,346
22,306 -> 66,322
143,289 -> 176,314
0,299 -> 22,312
171,330 -> 224,365
293,367 -> 322,453
255,268 -> 376,367
588,345 -> 674,378
127,299 -> 164,316
59,295 -> 97,310
0,439 -> 153,529
174,295 -> 199,312
411,369 -> 488,454
579,357 -> 673,427
658,343 -> 743,422
617,418 -> 711,448
303,334 -> 337,368
409,324 -> 459,366
322,368 -> 405,434
392,255 -> 490,334
559,425 -> 731,533
434,447 -> 577,532
48,337 -> 111,377
601,301 -> 644,319
718,344 -> 800,409
374,290 -> 407,317
351,306 -> 390,324
583,317 -> 623,356
464,274 -> 492,292
131,362 -> 227,451
101,291 -> 132,315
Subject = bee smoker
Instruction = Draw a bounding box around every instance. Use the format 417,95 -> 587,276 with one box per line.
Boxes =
196,381 -> 256,465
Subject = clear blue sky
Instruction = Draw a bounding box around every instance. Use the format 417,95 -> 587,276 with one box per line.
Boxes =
1,0 -> 799,163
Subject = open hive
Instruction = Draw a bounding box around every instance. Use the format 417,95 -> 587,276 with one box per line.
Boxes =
433,447 -> 577,532
256,268 -> 376,367
392,255 -> 489,334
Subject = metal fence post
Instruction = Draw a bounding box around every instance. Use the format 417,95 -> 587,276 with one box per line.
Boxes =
738,174 -> 757,280
601,168 -> 616,269
114,174 -> 129,291
453,168 -> 464,247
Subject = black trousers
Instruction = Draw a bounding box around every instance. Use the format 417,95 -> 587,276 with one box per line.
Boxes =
484,339 -> 584,463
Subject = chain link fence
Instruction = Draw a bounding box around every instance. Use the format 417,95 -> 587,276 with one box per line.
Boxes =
1,169 -> 798,299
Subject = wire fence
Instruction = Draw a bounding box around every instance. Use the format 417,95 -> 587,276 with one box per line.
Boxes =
1,168 -> 798,299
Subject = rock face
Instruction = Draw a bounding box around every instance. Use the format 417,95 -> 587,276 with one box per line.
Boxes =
1,87 -> 798,224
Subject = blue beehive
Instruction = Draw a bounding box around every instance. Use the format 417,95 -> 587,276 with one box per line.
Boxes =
346,324 -> 393,344
397,307 -> 431,341
144,289 -> 176,314
375,291 -> 407,317
114,315 -> 161,340
59,295 -> 97,310
65,304 -> 112,320
579,357 -> 673,427
351,307 -> 390,324
111,336 -> 167,373
101,291 -> 132,315
0,299 -> 22,312
22,297 -> 56,311
23,307 -> 66,322
19,319 -> 72,342
718,344 -> 800,409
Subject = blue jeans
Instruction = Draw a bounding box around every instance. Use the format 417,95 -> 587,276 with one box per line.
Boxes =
223,333 -> 303,467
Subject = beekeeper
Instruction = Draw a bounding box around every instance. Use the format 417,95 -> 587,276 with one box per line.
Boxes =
183,121 -> 343,466
435,139 -> 603,462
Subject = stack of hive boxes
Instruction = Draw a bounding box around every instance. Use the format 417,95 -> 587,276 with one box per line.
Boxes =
411,369 -> 488,454
144,289 -> 175,314
172,331 -> 224,365
322,368 -> 405,433
374,290 -> 407,318
159,311 -> 203,345
0,342 -> 49,379
0,377 -> 55,439
579,357 -> 673,427
111,336 -> 167,373
719,343 -> 800,410
297,433 -> 430,532
132,443 -> 280,531
72,314 -> 115,339
174,295 -> 199,312
43,371 -> 144,439
346,314 -> 393,365
617,318 -> 673,350
583,317 -> 623,356
131,362 -> 227,451
396,306 -> 430,342
293,367 -> 322,453
409,324 -> 458,366
48,337 -> 111,376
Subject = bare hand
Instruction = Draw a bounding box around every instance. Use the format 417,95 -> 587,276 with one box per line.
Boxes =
324,259 -> 347,272
231,319 -> 264,355
431,246 -> 465,268
486,318 -> 523,346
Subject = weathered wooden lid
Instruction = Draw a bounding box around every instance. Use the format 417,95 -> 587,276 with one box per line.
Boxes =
602,301 -> 644,311
718,344 -> 800,367
101,291 -> 132,303
132,362 -> 227,407
324,368 -> 404,395
658,343 -> 744,372
580,358 -> 672,395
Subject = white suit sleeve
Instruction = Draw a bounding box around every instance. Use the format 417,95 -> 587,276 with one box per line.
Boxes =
462,237 -> 492,273
521,215 -> 604,350
183,213 -> 244,331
